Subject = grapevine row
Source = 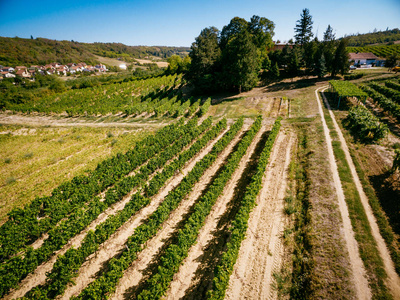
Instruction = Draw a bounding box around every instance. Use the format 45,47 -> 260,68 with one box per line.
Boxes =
21,119 -> 227,299
344,105 -> 388,142
360,84 -> 400,122
207,117 -> 282,300
136,116 -> 263,300
73,118 -> 244,300
329,80 -> 367,99
385,81 -> 400,92
0,118 -> 206,297
369,82 -> 400,104
0,118 -> 186,260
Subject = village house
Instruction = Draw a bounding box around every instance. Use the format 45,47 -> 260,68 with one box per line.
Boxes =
15,68 -> 31,78
349,52 -> 386,67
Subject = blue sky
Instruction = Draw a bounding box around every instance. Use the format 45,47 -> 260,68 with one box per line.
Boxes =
0,0 -> 399,46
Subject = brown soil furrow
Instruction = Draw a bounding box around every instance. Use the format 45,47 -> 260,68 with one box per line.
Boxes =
109,122 -> 251,300
224,130 -> 293,300
4,126 -> 227,300
315,87 -> 371,299
163,123 -> 266,300
268,98 -> 281,118
321,90 -> 400,298
58,126 -> 233,300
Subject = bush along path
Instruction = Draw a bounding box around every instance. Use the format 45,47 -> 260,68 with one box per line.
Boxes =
0,118 -> 208,298
135,116 -> 263,300
207,117 -> 282,300
19,118 -> 227,299
69,117 -> 245,300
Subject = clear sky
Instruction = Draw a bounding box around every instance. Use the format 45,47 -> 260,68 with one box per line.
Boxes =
0,0 -> 399,47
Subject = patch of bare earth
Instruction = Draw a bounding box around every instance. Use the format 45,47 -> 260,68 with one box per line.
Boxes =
163,122 -> 269,300
0,112 -> 165,128
59,124 -> 245,299
221,128 -> 292,300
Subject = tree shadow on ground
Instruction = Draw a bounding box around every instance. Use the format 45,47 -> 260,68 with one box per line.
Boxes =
370,171 -> 400,239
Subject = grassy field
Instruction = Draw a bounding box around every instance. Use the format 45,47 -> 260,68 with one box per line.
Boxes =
0,125 -> 154,224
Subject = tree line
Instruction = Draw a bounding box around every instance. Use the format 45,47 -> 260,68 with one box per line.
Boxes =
186,9 -> 351,93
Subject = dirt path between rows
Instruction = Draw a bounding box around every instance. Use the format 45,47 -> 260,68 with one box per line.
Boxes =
163,122 -> 267,300
60,124 -> 245,299
315,87 -> 371,299
321,90 -> 400,298
110,122 -> 252,300
224,129 -> 293,300
4,126 -> 228,300
0,113 -> 165,128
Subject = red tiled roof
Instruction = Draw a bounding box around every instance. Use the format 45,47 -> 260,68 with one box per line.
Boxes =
349,52 -> 379,60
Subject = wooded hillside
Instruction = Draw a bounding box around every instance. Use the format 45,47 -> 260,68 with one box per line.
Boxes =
0,37 -> 190,67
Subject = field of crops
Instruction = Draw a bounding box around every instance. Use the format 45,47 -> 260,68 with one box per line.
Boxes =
347,44 -> 400,58
359,78 -> 400,124
5,74 -> 209,120
0,114 -> 284,300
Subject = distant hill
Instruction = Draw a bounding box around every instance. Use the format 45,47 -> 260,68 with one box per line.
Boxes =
344,28 -> 400,47
0,37 -> 190,67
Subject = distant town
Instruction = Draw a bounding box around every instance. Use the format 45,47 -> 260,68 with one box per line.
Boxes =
0,62 -> 108,79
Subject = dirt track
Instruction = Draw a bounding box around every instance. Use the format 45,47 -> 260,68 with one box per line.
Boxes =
321,90 -> 400,299
315,87 -> 371,299
224,129 -> 293,300
0,112 -> 165,128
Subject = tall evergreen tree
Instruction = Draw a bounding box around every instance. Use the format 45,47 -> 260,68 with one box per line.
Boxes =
323,25 -> 335,42
294,8 -> 314,45
315,53 -> 327,78
332,38 -> 349,76
287,48 -> 300,77
322,25 -> 337,75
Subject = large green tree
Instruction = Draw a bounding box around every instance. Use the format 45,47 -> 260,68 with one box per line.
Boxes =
294,8 -> 314,45
188,15 -> 274,93
222,29 -> 259,92
332,38 -> 350,76
186,26 -> 221,91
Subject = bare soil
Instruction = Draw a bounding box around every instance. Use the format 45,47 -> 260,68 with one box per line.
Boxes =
224,129 -> 294,300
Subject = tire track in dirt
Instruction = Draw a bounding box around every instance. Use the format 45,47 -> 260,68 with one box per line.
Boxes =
224,129 -> 294,300
321,90 -> 400,299
315,87 -> 371,300
109,123 -> 251,300
4,127 -> 228,300
58,125 -> 238,300
162,122 -> 267,300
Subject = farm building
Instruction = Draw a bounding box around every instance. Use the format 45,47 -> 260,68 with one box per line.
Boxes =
349,52 -> 386,67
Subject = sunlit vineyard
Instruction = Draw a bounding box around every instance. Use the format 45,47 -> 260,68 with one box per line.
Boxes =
347,44 -> 400,58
